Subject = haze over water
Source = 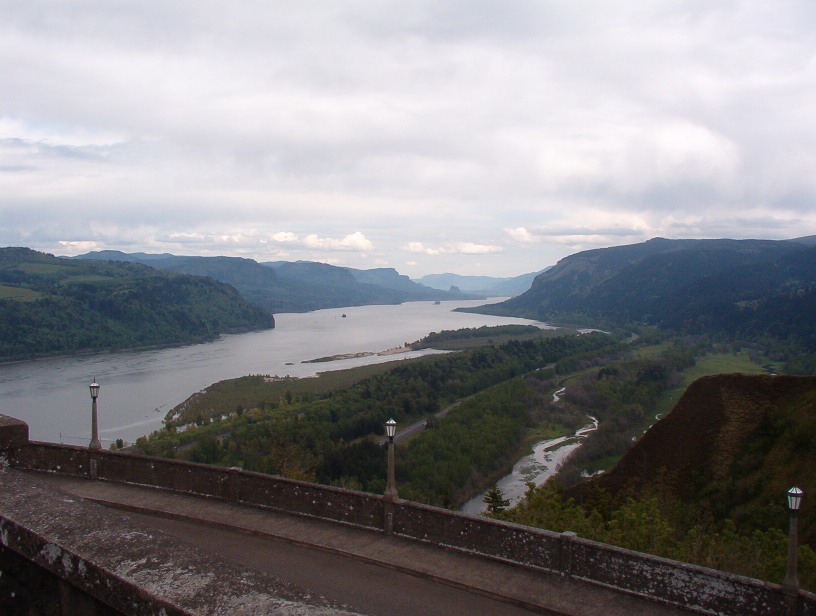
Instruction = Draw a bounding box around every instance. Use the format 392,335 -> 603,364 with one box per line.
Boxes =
0,299 -> 548,446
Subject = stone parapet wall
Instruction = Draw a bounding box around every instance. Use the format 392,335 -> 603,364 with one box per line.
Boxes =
566,529 -> 791,615
11,441 -> 385,530
391,498 -> 807,615
3,417 -> 815,616
393,499 -> 564,571
0,415 -> 28,451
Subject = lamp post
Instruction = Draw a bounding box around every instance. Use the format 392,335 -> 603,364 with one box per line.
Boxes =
784,486 -> 803,615
89,379 -> 101,450
384,418 -> 398,501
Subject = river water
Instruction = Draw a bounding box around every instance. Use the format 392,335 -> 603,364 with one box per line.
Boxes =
0,299 -> 550,446
461,387 -> 598,515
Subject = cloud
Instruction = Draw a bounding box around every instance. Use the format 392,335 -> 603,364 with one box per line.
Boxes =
448,242 -> 502,255
2,2 -> 816,276
57,240 -> 100,253
271,232 -> 298,243
505,224 -> 650,251
302,232 -> 373,252
403,240 -> 502,256
405,242 -> 427,254
505,227 -> 537,244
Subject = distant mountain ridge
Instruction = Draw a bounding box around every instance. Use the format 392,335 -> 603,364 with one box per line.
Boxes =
469,238 -> 816,350
793,235 -> 816,246
75,252 -> 474,313
415,270 -> 547,297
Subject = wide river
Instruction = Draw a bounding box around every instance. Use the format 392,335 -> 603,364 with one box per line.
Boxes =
0,299 -> 550,446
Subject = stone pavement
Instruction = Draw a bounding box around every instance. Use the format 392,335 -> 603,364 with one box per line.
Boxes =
30,472 -> 695,616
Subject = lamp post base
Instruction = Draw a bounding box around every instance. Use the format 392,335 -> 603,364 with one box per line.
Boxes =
782,585 -> 799,616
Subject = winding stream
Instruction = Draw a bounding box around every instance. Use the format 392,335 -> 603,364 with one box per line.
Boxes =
461,386 -> 598,515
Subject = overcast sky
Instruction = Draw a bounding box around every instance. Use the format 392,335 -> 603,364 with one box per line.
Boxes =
2,1 -> 815,277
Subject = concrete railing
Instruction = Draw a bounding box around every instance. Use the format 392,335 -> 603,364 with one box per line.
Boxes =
11,441 -> 386,530
3,415 -> 815,616
393,499 -> 812,615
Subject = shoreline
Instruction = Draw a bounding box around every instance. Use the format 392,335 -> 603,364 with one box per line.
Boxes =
0,325 -> 275,366
303,345 -> 414,363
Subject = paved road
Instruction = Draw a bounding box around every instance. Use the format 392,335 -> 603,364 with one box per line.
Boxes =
32,474 -> 693,616
382,399 -> 464,445
125,512 -> 540,616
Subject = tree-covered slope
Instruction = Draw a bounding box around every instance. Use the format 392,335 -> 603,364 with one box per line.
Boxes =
0,248 -> 274,360
496,372 -> 816,589
576,373 -> 816,544
470,238 -> 814,346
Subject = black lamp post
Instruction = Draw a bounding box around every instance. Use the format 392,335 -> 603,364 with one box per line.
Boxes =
384,418 -> 398,501
784,486 -> 803,615
89,379 -> 101,450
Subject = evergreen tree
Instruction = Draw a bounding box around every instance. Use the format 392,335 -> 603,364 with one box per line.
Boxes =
484,483 -> 510,514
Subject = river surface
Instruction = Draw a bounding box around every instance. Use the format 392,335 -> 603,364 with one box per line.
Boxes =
461,391 -> 598,516
0,299 -> 550,446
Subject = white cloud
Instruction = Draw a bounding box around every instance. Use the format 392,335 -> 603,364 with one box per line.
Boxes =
302,232 -> 373,252
403,240 -> 502,256
271,232 -> 298,243
505,227 -> 537,244
405,242 -> 428,254
57,240 -> 100,254
446,242 -> 502,255
2,1 -> 816,276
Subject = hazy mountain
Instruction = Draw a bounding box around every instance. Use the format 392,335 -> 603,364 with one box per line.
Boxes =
793,235 -> 816,247
415,269 -> 547,297
344,266 -> 445,298
259,260 -> 475,306
75,252 -> 466,312
74,249 -> 176,262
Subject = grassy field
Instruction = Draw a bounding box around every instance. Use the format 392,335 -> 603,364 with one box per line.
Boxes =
411,326 -> 574,351
16,262 -> 75,275
167,357 -> 429,425
60,274 -> 120,285
655,350 -> 766,416
169,325 -> 579,424
0,285 -> 43,301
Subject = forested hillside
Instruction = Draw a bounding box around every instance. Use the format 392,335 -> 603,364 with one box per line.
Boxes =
0,248 -> 273,360
573,373 -> 816,543
499,373 -> 816,589
471,238 -> 816,371
135,331 -> 618,505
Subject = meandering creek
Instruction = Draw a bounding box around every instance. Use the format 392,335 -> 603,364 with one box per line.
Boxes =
461,386 -> 598,515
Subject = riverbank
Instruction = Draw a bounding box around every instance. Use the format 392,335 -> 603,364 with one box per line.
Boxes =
0,324 -> 275,366
304,345 -> 414,363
